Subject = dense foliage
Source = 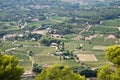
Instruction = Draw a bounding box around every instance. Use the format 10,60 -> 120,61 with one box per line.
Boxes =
0,51 -> 24,80
97,45 -> 120,80
40,38 -> 61,46
106,45 -> 120,66
35,65 -> 85,80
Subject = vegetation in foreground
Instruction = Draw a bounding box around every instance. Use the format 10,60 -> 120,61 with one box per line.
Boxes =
0,0 -> 120,79
1,45 -> 120,80
0,51 -> 24,80
98,45 -> 120,80
35,65 -> 85,80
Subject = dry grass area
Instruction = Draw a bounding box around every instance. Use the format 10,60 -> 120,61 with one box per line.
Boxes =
72,35 -> 83,40
32,30 -> 47,35
76,54 -> 97,61
93,46 -> 107,51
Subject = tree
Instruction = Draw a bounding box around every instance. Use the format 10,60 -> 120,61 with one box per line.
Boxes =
97,65 -> 114,80
80,69 -> 97,77
0,52 -> 24,80
28,50 -> 34,56
97,45 -> 120,80
105,45 -> 120,66
32,63 -> 42,73
35,65 -> 85,80
72,66 -> 97,78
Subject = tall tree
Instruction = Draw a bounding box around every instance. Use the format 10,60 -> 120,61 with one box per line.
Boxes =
97,45 -> 120,80
35,65 -> 85,80
106,45 -> 120,66
0,52 -> 24,80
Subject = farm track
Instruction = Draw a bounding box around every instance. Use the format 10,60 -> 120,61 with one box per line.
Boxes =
5,47 -> 16,52
73,24 -> 91,40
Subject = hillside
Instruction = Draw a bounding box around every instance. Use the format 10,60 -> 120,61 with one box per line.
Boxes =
0,0 -> 120,79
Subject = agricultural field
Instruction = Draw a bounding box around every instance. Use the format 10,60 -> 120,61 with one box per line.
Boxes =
27,20 -> 56,28
51,16 -> 71,22
1,20 -> 119,73
102,19 -> 120,27
33,54 -> 60,65
1,0 -> 120,74
0,41 -> 14,51
84,61 -> 109,68
64,40 -> 80,51
75,54 -> 97,61
89,26 -> 119,33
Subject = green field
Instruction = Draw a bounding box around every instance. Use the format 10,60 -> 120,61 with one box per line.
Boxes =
90,37 -> 118,46
18,46 -> 56,54
15,40 -> 40,46
19,61 -> 32,72
33,54 -> 60,65
9,50 -> 32,71
0,41 -> 14,51
89,26 -> 119,33
84,61 -> 109,68
64,40 -> 80,51
51,16 -> 70,21
103,19 -> 120,27
95,55 -> 105,61
27,20 -> 56,28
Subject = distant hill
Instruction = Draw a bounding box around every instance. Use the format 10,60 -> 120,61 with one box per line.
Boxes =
0,0 -> 120,8
61,0 -> 120,7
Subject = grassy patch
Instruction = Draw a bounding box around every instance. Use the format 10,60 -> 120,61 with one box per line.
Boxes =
95,55 -> 105,61
82,42 -> 93,51
103,19 -> 120,27
16,40 -> 39,46
61,60 -> 81,67
27,20 -> 56,28
19,61 -> 32,72
89,26 -> 118,33
84,61 -> 109,68
51,16 -> 70,21
90,37 -> 118,46
18,46 -> 56,54
34,54 -> 60,65
0,41 -> 14,51
64,34 -> 76,39
64,40 -> 80,51
9,50 -> 29,60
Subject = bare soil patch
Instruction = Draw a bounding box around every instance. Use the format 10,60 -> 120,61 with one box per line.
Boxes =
32,30 -> 47,35
76,54 -> 97,61
93,46 -> 107,50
